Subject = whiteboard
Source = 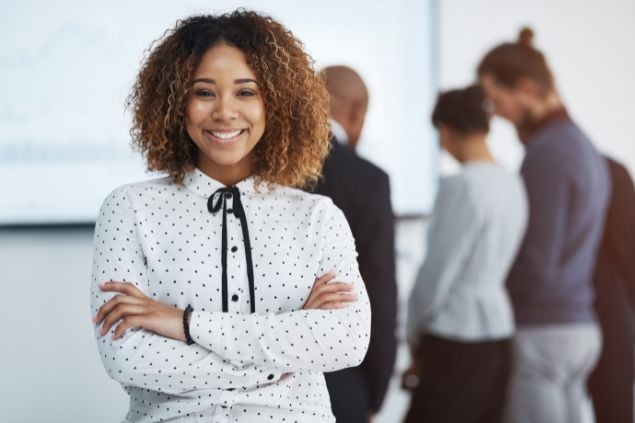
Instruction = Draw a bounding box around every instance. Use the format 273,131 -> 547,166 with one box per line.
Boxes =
1,0 -> 438,224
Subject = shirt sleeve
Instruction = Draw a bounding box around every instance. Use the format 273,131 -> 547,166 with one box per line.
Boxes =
406,177 -> 481,347
188,200 -> 372,373
90,186 -> 270,395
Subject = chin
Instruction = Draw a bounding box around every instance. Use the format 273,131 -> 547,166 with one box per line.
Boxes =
205,148 -> 251,166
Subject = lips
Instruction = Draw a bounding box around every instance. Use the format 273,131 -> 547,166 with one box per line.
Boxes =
204,129 -> 246,144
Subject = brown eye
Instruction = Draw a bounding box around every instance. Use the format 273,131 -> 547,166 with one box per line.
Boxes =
195,90 -> 214,98
237,89 -> 255,97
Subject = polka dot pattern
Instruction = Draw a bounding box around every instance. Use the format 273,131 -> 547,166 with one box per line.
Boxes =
90,168 -> 371,422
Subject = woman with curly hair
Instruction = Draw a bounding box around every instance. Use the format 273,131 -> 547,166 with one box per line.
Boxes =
90,10 -> 370,422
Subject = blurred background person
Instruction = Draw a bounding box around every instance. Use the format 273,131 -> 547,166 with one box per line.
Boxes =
478,28 -> 611,423
312,65 -> 398,422
588,157 -> 635,423
321,65 -> 368,151
403,84 -> 528,423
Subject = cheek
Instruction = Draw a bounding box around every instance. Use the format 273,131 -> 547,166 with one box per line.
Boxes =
184,103 -> 205,147
186,102 -> 208,125
494,97 -> 517,119
246,101 -> 266,129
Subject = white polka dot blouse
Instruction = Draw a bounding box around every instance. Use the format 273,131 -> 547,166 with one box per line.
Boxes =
90,168 -> 371,423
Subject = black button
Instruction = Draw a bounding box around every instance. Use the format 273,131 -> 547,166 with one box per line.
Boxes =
224,192 -> 232,199
267,374 -> 274,380
231,294 -> 239,302
231,246 -> 238,253
227,208 -> 233,214
221,405 -> 227,409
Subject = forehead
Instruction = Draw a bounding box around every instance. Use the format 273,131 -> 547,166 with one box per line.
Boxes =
194,43 -> 256,77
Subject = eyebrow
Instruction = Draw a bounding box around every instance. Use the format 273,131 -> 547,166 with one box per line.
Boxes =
192,78 -> 258,85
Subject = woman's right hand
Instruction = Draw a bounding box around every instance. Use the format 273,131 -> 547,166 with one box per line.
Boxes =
302,271 -> 358,310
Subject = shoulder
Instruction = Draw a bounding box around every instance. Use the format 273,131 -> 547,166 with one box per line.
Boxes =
98,176 -> 174,211
437,173 -> 470,207
271,184 -> 343,216
437,172 -> 485,218
327,143 -> 389,183
607,157 -> 630,181
439,172 -> 468,194
463,163 -> 524,190
526,121 -> 591,167
269,185 -> 350,241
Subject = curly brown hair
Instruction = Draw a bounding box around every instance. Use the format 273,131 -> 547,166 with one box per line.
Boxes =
126,9 -> 331,188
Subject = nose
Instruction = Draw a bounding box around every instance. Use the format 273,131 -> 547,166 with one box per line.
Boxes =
211,96 -> 238,121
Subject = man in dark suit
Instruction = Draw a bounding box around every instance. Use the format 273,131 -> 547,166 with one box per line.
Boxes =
314,65 -> 397,422
588,157 -> 635,423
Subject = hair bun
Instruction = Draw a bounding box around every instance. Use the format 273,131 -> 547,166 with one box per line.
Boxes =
518,27 -> 534,47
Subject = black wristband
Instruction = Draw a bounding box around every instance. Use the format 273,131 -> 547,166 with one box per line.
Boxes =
183,304 -> 195,345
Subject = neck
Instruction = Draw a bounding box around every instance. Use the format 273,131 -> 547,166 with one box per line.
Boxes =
455,134 -> 496,164
196,157 -> 253,186
529,91 -> 562,122
517,92 -> 564,142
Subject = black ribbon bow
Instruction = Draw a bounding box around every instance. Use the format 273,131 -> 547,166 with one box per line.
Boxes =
208,186 -> 256,313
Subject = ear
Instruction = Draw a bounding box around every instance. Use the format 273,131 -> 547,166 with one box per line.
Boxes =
348,100 -> 366,124
437,124 -> 453,149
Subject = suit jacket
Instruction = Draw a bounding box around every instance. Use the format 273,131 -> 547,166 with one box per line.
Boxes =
589,157 -> 635,423
593,158 -> 635,320
312,138 -> 397,418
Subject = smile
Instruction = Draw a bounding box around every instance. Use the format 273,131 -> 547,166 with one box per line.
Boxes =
204,129 -> 246,143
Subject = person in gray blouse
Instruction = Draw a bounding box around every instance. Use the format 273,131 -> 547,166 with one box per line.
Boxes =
403,85 -> 528,423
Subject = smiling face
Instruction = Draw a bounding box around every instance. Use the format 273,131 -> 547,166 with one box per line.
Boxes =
185,43 -> 266,185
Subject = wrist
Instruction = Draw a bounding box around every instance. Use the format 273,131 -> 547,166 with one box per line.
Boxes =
183,305 -> 195,345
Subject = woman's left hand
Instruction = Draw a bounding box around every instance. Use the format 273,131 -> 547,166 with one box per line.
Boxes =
94,281 -> 187,342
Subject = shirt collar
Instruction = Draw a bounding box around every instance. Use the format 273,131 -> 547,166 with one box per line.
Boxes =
328,118 -> 349,146
521,106 -> 571,143
182,167 -> 259,198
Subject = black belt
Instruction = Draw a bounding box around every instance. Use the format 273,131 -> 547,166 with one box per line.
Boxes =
207,186 -> 256,313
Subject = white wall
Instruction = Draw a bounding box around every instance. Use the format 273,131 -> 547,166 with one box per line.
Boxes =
0,229 -> 128,422
438,0 -> 635,176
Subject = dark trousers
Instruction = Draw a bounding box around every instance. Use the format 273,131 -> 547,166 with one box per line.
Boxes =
325,367 -> 369,423
404,334 -> 511,423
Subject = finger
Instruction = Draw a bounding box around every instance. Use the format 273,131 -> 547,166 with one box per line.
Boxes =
314,301 -> 351,310
94,294 -> 143,324
312,271 -> 336,287
112,316 -> 143,340
307,292 -> 358,310
312,282 -> 354,296
304,283 -> 350,308
99,304 -> 146,336
304,283 -> 354,309
99,281 -> 146,299
312,292 -> 358,309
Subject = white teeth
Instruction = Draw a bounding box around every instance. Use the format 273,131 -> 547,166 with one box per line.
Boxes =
209,130 -> 242,139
